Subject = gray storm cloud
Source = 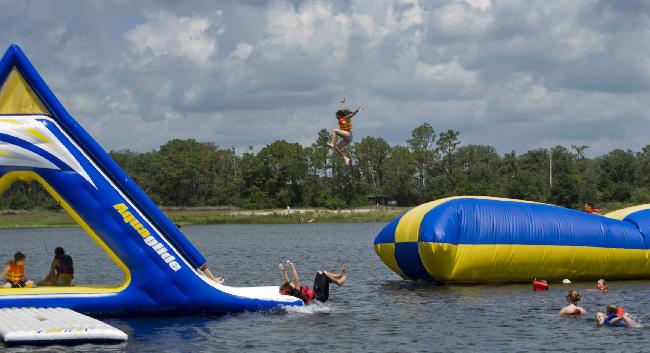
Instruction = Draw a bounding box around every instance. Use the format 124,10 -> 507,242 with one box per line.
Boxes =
1,0 -> 649,156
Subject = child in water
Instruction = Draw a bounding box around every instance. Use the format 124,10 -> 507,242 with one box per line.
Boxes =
559,290 -> 586,315
596,279 -> 608,291
596,304 -> 637,327
0,252 -> 34,288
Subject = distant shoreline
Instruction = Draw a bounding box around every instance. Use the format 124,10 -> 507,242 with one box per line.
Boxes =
0,207 -> 407,228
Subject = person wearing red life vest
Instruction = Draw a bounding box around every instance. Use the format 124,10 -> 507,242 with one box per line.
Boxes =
327,96 -> 363,166
583,201 -> 601,215
278,260 -> 346,304
1,251 -> 34,288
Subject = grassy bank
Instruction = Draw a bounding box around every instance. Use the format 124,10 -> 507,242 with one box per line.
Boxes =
0,207 -> 407,228
0,201 -> 639,228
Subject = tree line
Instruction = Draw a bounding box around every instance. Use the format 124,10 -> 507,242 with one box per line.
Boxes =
2,123 -> 650,211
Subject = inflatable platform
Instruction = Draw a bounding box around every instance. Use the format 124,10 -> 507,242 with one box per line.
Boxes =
375,196 -> 650,283
0,307 -> 127,345
0,44 -> 301,314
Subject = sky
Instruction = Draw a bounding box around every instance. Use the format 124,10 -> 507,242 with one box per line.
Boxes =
2,0 -> 650,156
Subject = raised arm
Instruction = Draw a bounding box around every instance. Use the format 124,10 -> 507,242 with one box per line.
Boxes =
340,96 -> 346,110
286,260 -> 301,288
344,106 -> 363,120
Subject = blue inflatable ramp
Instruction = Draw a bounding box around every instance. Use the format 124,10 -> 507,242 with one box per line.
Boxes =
0,307 -> 127,345
0,45 -> 303,314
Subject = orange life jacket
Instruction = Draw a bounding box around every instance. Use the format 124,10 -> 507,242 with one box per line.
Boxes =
337,116 -> 351,132
6,261 -> 24,283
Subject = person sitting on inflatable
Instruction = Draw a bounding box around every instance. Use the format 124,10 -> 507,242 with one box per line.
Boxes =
0,252 -> 34,288
596,305 -> 636,327
596,279 -> 608,291
583,201 -> 601,215
326,96 -> 362,166
38,247 -> 74,286
559,290 -> 586,315
278,260 -> 346,304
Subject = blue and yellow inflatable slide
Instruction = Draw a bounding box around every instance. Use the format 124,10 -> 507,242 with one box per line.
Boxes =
0,44 -> 301,314
375,196 -> 650,283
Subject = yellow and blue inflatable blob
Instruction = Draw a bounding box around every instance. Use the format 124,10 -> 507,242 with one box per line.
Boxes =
374,196 -> 650,283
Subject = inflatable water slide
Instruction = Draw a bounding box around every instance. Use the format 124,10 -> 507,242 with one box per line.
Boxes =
375,196 -> 650,283
0,44 -> 301,315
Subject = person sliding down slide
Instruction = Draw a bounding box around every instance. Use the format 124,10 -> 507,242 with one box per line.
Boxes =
327,96 -> 362,166
278,260 -> 346,304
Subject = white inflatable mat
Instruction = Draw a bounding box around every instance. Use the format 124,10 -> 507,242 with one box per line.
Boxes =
0,307 -> 127,345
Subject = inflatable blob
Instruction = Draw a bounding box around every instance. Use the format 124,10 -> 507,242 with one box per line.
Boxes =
374,196 -> 650,283
0,44 -> 302,314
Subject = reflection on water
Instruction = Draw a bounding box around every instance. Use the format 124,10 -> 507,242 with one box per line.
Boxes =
0,223 -> 650,352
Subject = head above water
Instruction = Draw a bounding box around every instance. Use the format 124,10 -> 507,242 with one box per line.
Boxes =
13,251 -> 25,263
583,201 -> 594,210
565,290 -> 581,303
606,304 -> 618,315
54,247 -> 65,256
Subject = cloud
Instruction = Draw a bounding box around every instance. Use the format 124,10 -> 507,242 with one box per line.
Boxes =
125,11 -> 218,67
0,0 -> 649,157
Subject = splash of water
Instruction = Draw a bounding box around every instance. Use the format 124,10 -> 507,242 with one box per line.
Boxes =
283,301 -> 332,314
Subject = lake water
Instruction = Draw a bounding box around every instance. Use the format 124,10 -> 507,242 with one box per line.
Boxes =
0,223 -> 649,352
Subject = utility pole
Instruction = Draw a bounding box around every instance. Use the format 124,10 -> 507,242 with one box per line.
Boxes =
549,149 -> 553,190
232,146 -> 236,177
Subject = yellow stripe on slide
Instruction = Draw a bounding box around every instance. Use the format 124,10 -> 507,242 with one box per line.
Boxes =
25,127 -> 50,144
418,242 -> 650,283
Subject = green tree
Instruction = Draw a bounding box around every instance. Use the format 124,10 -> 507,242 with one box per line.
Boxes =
436,130 -> 461,191
407,123 -> 436,193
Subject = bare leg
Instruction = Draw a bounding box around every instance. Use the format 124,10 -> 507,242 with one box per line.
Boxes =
322,270 -> 347,286
334,131 -> 351,165
328,129 -> 338,148
202,268 -> 224,284
279,263 -> 289,283
286,260 -> 301,288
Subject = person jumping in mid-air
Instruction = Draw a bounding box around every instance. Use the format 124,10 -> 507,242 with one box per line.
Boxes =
327,96 -> 362,166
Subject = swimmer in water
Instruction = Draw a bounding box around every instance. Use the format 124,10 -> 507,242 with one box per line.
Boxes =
596,279 -> 608,291
559,290 -> 586,315
596,304 -> 637,327
278,260 -> 346,304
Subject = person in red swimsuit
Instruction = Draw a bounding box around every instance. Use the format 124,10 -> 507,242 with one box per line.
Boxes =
278,260 -> 346,304
559,290 -> 586,315
327,96 -> 362,166
583,202 -> 602,215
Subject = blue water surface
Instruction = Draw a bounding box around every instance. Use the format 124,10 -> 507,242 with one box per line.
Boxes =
0,223 -> 649,352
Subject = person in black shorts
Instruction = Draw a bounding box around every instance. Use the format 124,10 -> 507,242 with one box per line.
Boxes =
278,260 -> 346,304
